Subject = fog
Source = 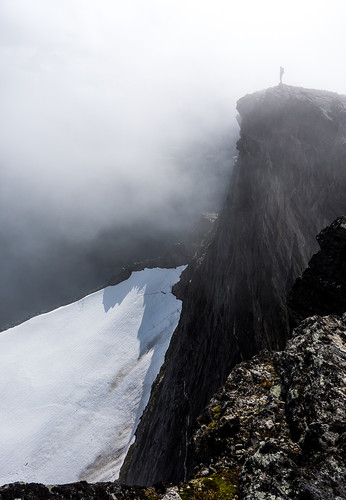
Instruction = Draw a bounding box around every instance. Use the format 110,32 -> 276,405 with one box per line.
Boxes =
1,0 -> 346,328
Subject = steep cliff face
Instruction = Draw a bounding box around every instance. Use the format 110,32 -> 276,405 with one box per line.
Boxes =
121,85 -> 346,485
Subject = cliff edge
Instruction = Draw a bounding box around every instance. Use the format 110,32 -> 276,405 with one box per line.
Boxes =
121,85 -> 346,485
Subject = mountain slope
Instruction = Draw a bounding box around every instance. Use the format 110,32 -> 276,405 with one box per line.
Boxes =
121,85 -> 346,485
0,266 -> 186,485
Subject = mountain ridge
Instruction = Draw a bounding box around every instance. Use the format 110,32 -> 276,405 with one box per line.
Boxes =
121,84 -> 346,485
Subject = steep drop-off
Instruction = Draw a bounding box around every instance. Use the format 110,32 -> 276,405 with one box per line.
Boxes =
121,85 -> 346,485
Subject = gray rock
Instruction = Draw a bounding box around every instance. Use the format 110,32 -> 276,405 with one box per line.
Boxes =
183,313 -> 345,498
160,488 -> 182,500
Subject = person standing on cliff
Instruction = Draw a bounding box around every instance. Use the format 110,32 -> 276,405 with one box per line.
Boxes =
280,66 -> 284,84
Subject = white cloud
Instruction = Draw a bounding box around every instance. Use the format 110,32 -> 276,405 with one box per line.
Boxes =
1,0 -> 346,238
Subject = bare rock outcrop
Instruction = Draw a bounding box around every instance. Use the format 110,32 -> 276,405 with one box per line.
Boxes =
184,313 -> 346,499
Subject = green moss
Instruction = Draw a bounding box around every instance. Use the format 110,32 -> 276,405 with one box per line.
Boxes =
144,487 -> 160,499
207,420 -> 218,431
212,405 -> 222,420
179,469 -> 238,499
203,405 -> 222,433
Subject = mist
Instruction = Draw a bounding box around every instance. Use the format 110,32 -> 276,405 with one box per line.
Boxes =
1,0 -> 346,328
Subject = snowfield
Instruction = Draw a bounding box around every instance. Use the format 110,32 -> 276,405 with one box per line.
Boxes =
0,266 -> 186,485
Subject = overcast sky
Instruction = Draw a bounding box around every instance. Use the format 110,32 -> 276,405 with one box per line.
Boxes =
1,0 -> 346,239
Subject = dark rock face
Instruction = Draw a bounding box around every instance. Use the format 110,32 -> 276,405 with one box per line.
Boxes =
121,85 -> 346,485
0,481 -> 183,499
0,481 -> 150,499
289,216 -> 346,327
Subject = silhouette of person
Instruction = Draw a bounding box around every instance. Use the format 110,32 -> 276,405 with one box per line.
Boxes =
280,66 -> 284,84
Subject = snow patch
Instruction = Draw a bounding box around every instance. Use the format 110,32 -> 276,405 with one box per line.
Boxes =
0,266 -> 186,485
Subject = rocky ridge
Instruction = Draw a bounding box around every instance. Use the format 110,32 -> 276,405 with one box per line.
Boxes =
121,85 -> 346,486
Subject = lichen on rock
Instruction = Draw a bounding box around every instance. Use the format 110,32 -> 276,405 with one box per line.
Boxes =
185,313 -> 345,499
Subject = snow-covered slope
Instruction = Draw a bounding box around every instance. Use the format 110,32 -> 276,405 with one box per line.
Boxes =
0,266 -> 186,485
